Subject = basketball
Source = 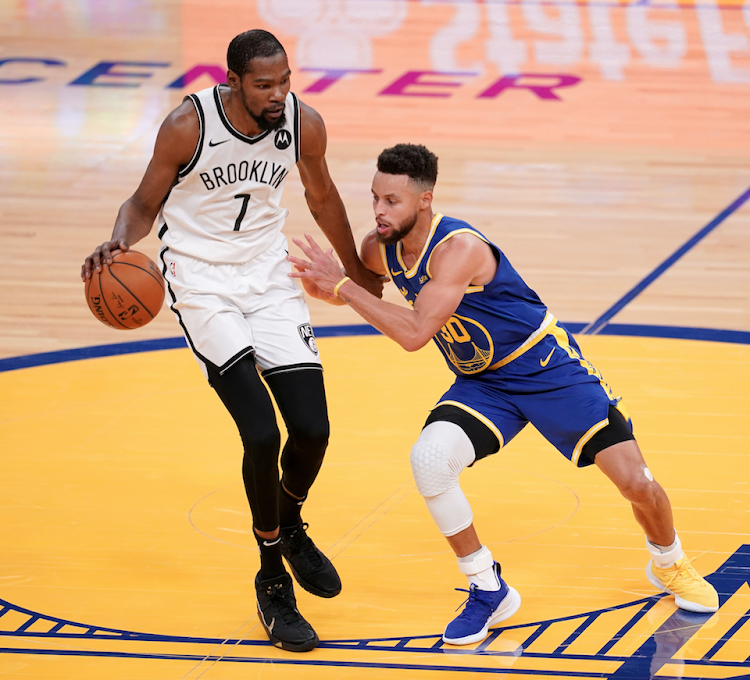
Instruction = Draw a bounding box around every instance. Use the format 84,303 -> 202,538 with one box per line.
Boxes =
85,249 -> 165,329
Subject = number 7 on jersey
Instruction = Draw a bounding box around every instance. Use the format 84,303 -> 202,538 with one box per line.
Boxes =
234,193 -> 252,231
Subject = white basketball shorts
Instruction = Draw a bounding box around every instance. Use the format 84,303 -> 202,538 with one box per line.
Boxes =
160,232 -> 321,379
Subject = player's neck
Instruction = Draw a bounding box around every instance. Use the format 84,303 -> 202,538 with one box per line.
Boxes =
222,88 -> 264,137
400,210 -> 434,265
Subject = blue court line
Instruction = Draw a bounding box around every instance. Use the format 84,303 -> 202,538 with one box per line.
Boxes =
582,185 -> 750,336
0,325 -> 380,373
0,322 -> 748,374
566,322 -> 750,345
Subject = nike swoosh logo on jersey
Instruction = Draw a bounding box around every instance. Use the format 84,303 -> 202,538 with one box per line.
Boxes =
208,139 -> 230,147
540,347 -> 555,367
390,269 -> 403,276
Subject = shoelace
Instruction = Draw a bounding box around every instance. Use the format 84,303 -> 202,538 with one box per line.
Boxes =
659,557 -> 701,590
264,583 -> 302,625
287,523 -> 324,567
452,584 -> 492,616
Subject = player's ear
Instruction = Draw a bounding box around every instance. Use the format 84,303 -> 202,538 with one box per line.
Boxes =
226,70 -> 240,91
419,190 -> 433,210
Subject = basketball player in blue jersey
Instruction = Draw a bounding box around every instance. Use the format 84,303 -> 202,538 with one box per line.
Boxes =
289,143 -> 719,646
81,30 -> 383,653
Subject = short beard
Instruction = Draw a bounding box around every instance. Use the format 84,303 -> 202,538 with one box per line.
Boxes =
240,90 -> 286,131
375,211 -> 418,245
250,108 -> 286,131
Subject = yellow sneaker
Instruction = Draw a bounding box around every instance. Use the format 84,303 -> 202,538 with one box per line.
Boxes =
647,556 -> 719,613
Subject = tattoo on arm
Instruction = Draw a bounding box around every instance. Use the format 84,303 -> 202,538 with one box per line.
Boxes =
309,208 -> 319,221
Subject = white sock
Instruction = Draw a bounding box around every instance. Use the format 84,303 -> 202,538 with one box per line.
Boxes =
647,533 -> 683,568
457,545 -> 501,591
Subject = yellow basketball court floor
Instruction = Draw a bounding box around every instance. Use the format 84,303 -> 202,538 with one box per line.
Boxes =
1,334 -> 749,678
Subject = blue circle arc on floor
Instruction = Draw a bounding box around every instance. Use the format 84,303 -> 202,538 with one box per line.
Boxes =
1,327 -> 748,679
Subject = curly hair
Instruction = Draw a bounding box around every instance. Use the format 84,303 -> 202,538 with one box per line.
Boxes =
376,144 -> 438,190
227,30 -> 286,78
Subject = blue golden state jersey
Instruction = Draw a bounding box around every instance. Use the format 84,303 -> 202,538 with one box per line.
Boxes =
379,213 -> 552,376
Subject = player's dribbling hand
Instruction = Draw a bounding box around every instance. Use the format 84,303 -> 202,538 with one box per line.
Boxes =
81,239 -> 130,282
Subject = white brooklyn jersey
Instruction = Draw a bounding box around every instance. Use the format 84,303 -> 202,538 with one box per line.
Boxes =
158,85 -> 301,263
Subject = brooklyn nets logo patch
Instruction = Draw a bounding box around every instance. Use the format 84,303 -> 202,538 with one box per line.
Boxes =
298,323 -> 319,355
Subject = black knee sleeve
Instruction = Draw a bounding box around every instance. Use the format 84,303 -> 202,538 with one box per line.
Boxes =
207,357 -> 282,532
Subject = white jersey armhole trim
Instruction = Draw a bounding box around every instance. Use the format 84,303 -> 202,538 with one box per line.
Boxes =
178,93 -> 205,179
291,93 -> 301,163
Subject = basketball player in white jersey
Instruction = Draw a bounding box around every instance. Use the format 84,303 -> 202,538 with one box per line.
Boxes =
82,29 -> 383,653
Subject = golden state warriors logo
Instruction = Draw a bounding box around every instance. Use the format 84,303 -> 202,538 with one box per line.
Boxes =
436,314 -> 494,374
2,545 -> 748,676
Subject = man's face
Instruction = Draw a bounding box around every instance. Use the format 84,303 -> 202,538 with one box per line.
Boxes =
235,52 -> 291,131
371,171 -> 423,245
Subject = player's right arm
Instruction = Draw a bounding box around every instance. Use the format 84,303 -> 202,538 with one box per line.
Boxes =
80,100 -> 199,281
290,231 -> 493,352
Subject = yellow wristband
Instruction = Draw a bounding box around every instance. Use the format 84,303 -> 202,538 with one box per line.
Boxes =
333,276 -> 351,298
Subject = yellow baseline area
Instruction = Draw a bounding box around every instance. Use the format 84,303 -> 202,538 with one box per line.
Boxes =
0,333 -> 748,679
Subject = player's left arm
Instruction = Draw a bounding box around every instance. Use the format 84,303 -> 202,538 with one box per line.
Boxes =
291,232 -> 495,351
296,100 -> 384,298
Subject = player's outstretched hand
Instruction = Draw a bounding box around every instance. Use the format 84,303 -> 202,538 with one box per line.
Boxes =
81,239 -> 130,281
290,260 -> 342,304
288,234 -> 348,296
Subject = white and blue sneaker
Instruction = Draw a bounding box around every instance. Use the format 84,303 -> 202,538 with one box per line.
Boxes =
442,564 -> 521,645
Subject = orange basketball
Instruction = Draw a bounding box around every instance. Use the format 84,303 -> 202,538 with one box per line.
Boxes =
85,250 -> 165,329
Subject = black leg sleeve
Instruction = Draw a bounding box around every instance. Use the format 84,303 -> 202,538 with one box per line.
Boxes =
265,368 -> 330,500
207,357 -> 281,533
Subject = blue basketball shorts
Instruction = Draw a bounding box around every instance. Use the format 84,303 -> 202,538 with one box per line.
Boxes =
435,322 -> 632,467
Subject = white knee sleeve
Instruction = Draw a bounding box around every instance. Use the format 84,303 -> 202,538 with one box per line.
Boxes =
410,421 -> 477,537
